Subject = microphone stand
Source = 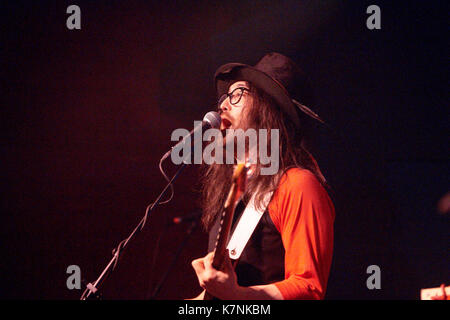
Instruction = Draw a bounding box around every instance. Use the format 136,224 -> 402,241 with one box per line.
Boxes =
80,110 -> 221,300
80,161 -> 187,300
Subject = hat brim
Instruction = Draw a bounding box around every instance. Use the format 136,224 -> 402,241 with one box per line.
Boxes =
214,63 -> 301,127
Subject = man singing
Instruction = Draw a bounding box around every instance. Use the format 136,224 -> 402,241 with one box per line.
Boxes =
190,52 -> 335,300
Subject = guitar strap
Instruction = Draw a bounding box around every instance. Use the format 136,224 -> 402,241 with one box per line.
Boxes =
226,191 -> 273,260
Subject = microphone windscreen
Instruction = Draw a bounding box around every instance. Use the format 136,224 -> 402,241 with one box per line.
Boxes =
203,111 -> 221,129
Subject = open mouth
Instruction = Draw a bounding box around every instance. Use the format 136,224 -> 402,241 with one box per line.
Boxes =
220,118 -> 233,132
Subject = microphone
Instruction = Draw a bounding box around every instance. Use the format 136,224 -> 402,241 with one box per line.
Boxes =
172,210 -> 202,224
162,111 -> 221,162
202,111 -> 222,129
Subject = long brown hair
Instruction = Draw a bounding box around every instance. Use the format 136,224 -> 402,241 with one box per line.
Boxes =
200,84 -> 326,231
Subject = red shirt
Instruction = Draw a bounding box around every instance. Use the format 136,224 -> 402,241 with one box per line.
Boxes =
268,168 -> 335,299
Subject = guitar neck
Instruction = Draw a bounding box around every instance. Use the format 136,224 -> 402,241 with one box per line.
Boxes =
211,182 -> 238,270
203,164 -> 247,300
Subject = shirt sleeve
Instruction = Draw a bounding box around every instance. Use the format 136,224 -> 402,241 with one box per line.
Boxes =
267,168 -> 335,300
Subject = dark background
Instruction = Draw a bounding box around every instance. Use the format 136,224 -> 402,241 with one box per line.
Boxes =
0,0 -> 448,300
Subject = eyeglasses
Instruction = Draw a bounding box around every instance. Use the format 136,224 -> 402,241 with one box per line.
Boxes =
218,87 -> 250,108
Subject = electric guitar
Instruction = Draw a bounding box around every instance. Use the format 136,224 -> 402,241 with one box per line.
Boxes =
203,163 -> 248,300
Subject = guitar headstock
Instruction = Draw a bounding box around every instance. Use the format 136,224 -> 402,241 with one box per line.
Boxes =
225,163 -> 249,207
234,163 -> 248,191
231,163 -> 247,181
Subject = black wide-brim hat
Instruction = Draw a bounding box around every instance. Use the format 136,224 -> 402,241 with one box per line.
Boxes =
214,52 -> 324,128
